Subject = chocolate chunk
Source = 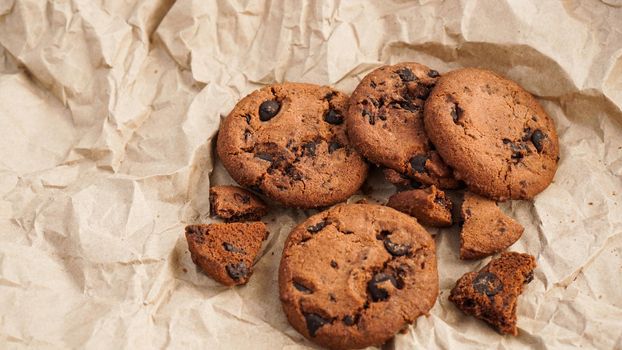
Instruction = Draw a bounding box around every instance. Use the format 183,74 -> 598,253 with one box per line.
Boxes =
293,281 -> 313,293
285,165 -> 303,181
302,141 -> 318,157
391,100 -> 420,112
244,114 -> 251,124
304,313 -> 329,337
370,81 -> 377,88
531,129 -> 545,152
368,273 -> 398,301
396,68 -> 416,82
343,315 -> 356,326
511,152 -> 524,161
324,91 -> 336,101
233,192 -> 251,204
384,239 -> 411,256
256,153 -> 273,162
328,141 -> 343,153
428,70 -> 440,78
362,109 -> 375,125
451,104 -> 463,123
472,272 -> 504,297
243,129 -> 251,141
307,219 -> 329,233
324,109 -> 344,125
330,260 -> 338,268
222,242 -> 244,253
410,155 -> 427,173
226,262 -> 248,281
259,100 -> 280,121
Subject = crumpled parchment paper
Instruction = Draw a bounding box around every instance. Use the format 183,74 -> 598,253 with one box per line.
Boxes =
1,0 -> 621,349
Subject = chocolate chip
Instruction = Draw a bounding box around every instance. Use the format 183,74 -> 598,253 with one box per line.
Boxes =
302,141 -> 318,157
307,219 -> 329,233
410,155 -> 427,173
259,100 -> 280,121
243,129 -> 251,141
472,272 -> 504,296
244,114 -> 251,124
304,313 -> 329,337
384,239 -> 411,256
293,281 -> 313,293
396,68 -> 416,82
375,229 -> 391,240
522,127 -> 532,141
328,141 -> 343,153
324,109 -> 344,125
233,192 -> 251,204
390,100 -> 420,112
428,70 -> 440,78
451,104 -> 463,123
222,242 -> 244,253
324,91 -> 336,101
285,165 -> 303,181
531,129 -> 545,152
226,262 -> 248,281
330,260 -> 338,268
502,138 -> 512,144
256,153 -> 273,162
343,315 -> 357,326
368,273 -> 398,301
362,109 -> 375,125
511,152 -> 524,161
370,81 -> 377,88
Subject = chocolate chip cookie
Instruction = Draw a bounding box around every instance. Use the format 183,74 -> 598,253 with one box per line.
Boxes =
279,204 -> 438,349
217,83 -> 368,208
185,222 -> 269,286
386,185 -> 453,227
449,252 -> 536,335
346,63 -> 458,189
424,68 -> 560,200
460,192 -> 524,259
210,185 -> 268,221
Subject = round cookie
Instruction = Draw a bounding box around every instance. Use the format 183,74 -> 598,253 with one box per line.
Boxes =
423,68 -> 560,200
346,62 -> 458,189
217,83 -> 368,208
279,203 -> 439,350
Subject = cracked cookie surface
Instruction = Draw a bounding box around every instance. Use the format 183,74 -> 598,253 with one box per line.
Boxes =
346,62 -> 458,189
278,204 -> 438,350
423,68 -> 560,200
217,83 -> 368,208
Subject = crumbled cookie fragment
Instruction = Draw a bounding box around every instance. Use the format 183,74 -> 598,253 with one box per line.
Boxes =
449,252 -> 536,335
185,222 -> 269,286
210,185 -> 268,221
460,192 -> 524,259
386,185 -> 453,227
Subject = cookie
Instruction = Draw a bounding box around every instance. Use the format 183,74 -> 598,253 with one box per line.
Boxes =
209,185 -> 268,221
216,83 -> 368,208
279,204 -> 438,350
460,192 -> 524,259
423,68 -> 560,200
185,222 -> 269,286
386,185 -> 453,227
346,63 -> 458,189
449,252 -> 536,335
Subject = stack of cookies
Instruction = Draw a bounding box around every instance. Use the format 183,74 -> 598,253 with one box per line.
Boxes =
183,63 -> 560,349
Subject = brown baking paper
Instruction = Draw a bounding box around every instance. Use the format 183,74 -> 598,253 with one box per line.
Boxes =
1,0 -> 621,348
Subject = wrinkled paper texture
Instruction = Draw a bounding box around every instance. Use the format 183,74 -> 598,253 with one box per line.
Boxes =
1,0 -> 621,349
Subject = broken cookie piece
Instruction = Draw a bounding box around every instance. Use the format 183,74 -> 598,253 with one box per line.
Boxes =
210,185 -> 268,222
460,192 -> 524,259
449,252 -> 536,335
386,185 -> 453,227
185,222 -> 269,286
